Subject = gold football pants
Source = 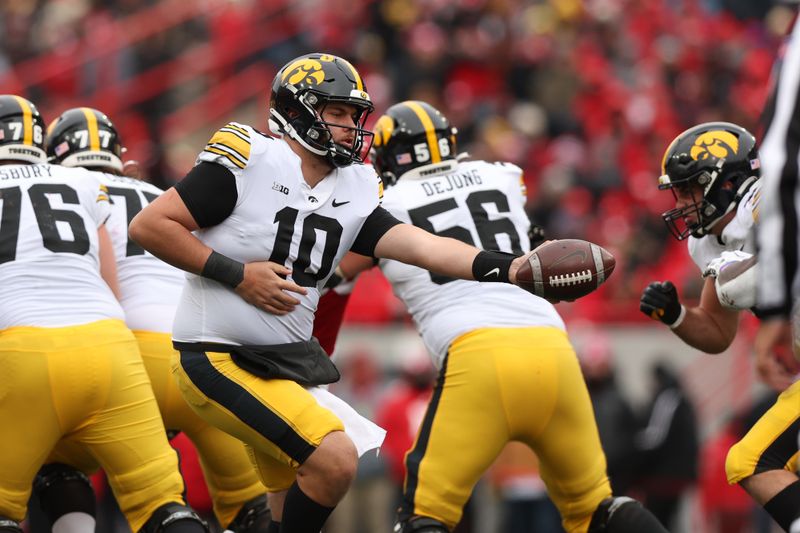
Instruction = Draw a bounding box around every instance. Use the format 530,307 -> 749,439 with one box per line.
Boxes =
726,379 -> 800,484
401,327 -> 612,532
173,349 -> 345,492
0,320 -> 185,531
48,331 -> 266,528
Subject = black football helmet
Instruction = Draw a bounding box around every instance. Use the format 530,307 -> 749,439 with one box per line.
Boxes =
268,53 -> 374,168
370,100 -> 458,186
45,107 -> 124,172
658,121 -> 760,240
0,95 -> 46,164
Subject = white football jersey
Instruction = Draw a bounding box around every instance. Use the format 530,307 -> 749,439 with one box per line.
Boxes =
172,123 -> 383,345
99,173 -> 185,333
0,163 -> 123,329
379,160 -> 565,367
687,180 -> 761,271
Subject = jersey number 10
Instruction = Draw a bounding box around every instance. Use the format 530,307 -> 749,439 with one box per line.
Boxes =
268,207 -> 342,288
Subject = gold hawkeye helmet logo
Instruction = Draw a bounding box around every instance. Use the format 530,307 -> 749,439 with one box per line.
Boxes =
690,130 -> 739,161
373,115 -> 394,147
282,58 -> 325,86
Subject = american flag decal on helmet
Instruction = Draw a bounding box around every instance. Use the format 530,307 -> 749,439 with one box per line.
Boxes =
54,141 -> 70,157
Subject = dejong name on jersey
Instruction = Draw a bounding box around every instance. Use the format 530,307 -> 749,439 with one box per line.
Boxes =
419,167 -> 483,197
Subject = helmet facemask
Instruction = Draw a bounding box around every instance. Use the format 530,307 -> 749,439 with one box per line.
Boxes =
659,165 -> 721,240
269,91 -> 373,167
307,95 -> 374,167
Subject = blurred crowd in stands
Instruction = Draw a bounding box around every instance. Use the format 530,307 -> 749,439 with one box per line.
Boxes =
1,0 -> 794,321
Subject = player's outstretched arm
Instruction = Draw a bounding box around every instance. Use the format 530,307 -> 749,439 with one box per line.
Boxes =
640,277 -> 739,353
130,188 -> 306,315
373,223 -> 528,284
337,252 -> 375,281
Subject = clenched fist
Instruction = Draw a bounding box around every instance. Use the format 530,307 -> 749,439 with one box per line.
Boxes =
640,281 -> 685,328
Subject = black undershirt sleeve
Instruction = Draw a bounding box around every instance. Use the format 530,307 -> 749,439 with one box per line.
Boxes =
350,206 -> 403,256
174,162 -> 238,228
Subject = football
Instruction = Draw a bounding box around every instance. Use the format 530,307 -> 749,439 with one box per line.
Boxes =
515,239 -> 615,302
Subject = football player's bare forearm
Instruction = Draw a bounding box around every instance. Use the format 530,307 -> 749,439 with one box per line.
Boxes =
416,237 -> 479,280
673,307 -> 737,353
376,225 -> 478,280
130,214 -> 211,275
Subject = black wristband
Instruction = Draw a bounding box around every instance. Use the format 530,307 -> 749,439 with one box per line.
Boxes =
472,251 -> 515,283
201,251 -> 245,289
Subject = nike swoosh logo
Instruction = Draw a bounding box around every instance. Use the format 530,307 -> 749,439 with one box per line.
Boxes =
484,267 -> 500,278
331,199 -> 350,207
552,249 -> 587,268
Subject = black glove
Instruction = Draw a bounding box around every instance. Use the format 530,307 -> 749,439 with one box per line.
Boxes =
528,223 -> 546,248
640,281 -> 684,327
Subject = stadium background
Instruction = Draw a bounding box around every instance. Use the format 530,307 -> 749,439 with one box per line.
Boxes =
2,0 -> 796,531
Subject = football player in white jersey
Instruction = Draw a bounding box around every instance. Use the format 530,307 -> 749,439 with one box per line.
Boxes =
639,122 -> 763,353
129,53 -> 556,533
641,122 -> 800,532
31,107 -> 271,533
0,95 -> 208,533
333,101 -> 669,533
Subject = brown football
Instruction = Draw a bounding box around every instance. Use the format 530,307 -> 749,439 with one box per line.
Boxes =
515,239 -> 615,302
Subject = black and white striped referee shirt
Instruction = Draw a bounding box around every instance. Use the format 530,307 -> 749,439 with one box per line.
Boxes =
757,11 -> 800,318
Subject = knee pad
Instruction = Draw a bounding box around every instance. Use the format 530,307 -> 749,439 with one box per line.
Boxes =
0,517 -> 22,533
34,463 -> 93,494
226,494 -> 271,533
588,497 -> 668,533
33,463 -> 96,523
394,516 -> 450,532
138,503 -> 208,533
